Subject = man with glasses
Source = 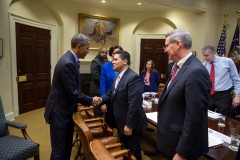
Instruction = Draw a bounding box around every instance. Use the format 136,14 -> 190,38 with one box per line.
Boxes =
157,29 -> 210,160
90,47 -> 109,116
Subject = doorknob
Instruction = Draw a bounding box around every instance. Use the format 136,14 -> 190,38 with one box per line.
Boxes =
16,76 -> 27,82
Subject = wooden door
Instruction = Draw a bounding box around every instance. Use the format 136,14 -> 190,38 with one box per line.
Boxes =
16,23 -> 51,114
140,39 -> 168,83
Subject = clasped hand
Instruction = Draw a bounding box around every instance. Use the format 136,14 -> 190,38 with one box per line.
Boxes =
92,97 -> 101,106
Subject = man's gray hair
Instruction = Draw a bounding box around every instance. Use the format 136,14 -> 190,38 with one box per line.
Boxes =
71,34 -> 89,48
201,45 -> 215,53
165,29 -> 192,49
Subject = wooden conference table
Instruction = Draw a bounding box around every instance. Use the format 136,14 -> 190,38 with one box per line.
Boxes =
144,104 -> 239,160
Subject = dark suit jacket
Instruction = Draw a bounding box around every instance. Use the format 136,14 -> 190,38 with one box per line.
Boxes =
101,68 -> 147,135
157,55 -> 210,159
44,51 -> 93,128
166,62 -> 174,81
90,56 -> 109,95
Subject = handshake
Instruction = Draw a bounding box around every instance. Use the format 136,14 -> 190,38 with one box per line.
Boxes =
92,96 -> 102,106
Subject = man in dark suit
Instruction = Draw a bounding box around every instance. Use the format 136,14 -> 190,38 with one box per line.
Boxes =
90,47 -> 109,116
101,50 -> 147,160
44,34 -> 99,160
157,29 -> 210,160
165,61 -> 174,81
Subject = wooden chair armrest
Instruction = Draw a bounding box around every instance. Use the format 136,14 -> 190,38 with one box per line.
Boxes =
111,149 -> 131,159
104,143 -> 122,150
88,123 -> 106,129
84,117 -> 103,123
79,106 -> 94,111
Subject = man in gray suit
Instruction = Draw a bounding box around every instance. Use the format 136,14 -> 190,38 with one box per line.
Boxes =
101,50 -> 146,160
44,34 -> 99,160
157,29 -> 210,160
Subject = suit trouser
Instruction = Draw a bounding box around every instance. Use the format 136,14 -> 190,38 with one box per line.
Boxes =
50,123 -> 74,160
208,89 -> 232,117
118,131 -> 142,160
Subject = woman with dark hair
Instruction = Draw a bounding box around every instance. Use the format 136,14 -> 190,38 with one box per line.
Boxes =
100,45 -> 123,128
141,59 -> 160,92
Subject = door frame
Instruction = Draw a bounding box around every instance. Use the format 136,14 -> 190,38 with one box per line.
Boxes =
135,34 -> 166,75
10,14 -> 57,117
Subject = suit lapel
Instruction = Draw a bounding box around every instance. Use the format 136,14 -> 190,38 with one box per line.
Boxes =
160,55 -> 194,102
112,68 -> 130,100
67,51 -> 80,86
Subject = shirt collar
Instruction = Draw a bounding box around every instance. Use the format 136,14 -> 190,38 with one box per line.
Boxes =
69,50 -> 79,63
118,67 -> 128,78
177,52 -> 192,68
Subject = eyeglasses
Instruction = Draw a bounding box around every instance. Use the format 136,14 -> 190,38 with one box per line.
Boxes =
163,40 -> 177,50
101,52 -> 107,54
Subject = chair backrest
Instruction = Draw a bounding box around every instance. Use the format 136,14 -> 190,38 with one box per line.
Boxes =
90,139 -> 115,160
0,96 -> 9,138
73,112 -> 94,160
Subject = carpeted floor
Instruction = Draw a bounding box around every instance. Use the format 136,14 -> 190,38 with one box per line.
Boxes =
8,108 -> 208,160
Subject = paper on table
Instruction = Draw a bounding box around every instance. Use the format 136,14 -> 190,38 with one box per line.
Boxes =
146,112 -> 157,123
208,128 -> 231,144
208,110 -> 222,119
209,132 -> 224,147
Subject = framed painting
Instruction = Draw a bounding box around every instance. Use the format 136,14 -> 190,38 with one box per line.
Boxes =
79,13 -> 120,50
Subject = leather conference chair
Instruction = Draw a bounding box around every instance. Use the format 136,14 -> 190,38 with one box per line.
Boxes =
73,112 -> 117,160
0,96 -> 39,160
73,105 -> 96,146
90,139 -> 133,160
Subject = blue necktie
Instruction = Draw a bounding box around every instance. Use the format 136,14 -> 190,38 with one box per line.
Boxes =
77,61 -> 80,70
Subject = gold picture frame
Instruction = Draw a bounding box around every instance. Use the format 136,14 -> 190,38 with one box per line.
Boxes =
79,13 -> 120,50
0,38 -> 3,58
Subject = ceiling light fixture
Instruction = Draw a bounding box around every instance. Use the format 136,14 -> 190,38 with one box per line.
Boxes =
138,3 -> 141,5
102,0 -> 105,3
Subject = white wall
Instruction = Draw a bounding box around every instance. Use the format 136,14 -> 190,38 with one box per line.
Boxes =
0,0 -> 239,118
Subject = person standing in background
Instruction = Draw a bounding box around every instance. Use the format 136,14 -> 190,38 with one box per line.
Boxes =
89,47 -> 109,116
202,45 -> 240,118
101,50 -> 146,160
141,59 -> 160,93
157,29 -> 210,160
100,45 -> 123,128
44,34 -> 100,160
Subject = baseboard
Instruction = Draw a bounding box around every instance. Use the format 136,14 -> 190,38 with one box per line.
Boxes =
5,111 -> 15,121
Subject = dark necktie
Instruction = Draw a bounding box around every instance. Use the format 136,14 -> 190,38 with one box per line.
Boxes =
210,61 -> 215,95
77,61 -> 80,70
169,64 -> 179,83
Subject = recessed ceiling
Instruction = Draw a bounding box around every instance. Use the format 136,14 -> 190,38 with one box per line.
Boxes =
71,0 -> 178,11
70,0 -> 233,13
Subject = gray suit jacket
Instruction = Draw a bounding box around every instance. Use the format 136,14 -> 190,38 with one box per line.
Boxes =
101,68 -> 147,135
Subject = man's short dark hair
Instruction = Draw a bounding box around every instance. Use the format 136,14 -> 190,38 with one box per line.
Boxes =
71,34 -> 89,48
115,50 -> 131,65
109,45 -> 123,56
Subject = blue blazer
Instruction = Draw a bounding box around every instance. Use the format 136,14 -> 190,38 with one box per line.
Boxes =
44,51 -> 93,128
141,70 -> 160,92
100,62 -> 118,96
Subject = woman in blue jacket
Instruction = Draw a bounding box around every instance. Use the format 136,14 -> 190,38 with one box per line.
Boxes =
141,59 -> 160,92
